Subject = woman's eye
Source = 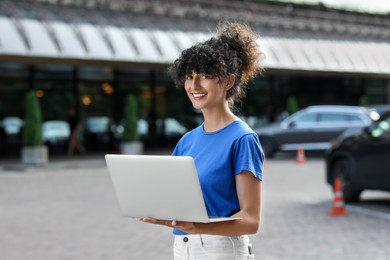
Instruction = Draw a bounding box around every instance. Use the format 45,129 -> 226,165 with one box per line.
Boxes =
185,75 -> 192,80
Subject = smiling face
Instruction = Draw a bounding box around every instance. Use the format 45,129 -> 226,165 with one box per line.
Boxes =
184,72 -> 230,111
184,73 -> 226,110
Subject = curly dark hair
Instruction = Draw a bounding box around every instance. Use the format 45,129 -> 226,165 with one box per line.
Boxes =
169,21 -> 264,107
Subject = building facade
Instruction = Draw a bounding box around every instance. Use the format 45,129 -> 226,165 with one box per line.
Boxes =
0,0 -> 389,157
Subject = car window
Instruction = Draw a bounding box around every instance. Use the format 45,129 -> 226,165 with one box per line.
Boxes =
293,113 -> 318,127
294,113 -> 317,123
346,114 -> 364,122
318,113 -> 347,122
317,112 -> 366,126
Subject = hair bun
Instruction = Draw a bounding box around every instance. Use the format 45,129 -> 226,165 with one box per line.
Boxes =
216,22 -> 264,86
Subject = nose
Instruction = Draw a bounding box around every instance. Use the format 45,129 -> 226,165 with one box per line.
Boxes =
189,75 -> 201,90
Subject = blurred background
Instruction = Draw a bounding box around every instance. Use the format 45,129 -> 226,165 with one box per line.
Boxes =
1,2 -> 390,259
0,0 -> 389,158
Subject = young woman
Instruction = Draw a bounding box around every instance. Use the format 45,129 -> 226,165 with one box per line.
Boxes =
141,22 -> 265,260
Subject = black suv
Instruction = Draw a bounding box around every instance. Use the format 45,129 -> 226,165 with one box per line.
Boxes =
254,105 -> 379,157
325,111 -> 390,202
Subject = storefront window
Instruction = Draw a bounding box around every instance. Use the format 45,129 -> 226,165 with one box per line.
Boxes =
0,63 -> 29,156
34,65 -> 74,120
1,62 -> 389,158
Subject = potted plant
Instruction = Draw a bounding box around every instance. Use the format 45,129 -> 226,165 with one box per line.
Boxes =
21,90 -> 48,165
120,94 -> 144,155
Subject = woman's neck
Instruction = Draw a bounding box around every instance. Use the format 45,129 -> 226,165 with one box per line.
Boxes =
202,106 -> 239,132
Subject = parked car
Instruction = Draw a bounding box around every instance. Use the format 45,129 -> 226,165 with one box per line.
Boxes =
112,118 -> 149,140
83,116 -> 113,150
42,120 -> 70,145
1,118 -> 72,155
325,111 -> 390,202
156,118 -> 187,137
254,105 -> 380,157
112,117 -> 187,145
42,120 -> 71,154
0,117 -> 23,155
1,116 -> 23,135
366,104 -> 390,117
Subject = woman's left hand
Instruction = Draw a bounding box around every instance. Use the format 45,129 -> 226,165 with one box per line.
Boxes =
140,218 -> 197,233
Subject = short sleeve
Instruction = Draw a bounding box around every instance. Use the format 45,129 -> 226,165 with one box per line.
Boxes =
232,133 -> 264,180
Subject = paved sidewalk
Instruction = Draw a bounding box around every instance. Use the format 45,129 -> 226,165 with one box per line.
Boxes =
1,155 -> 390,260
0,148 -> 172,172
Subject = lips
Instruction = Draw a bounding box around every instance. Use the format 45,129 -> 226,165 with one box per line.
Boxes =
192,93 -> 206,98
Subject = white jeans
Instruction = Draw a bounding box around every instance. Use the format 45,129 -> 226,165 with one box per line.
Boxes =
173,234 -> 255,260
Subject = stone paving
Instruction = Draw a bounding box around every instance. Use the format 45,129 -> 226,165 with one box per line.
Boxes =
1,154 -> 390,260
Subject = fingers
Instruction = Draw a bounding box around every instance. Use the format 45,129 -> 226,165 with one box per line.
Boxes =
139,218 -> 195,233
139,218 -> 178,227
138,217 -> 162,225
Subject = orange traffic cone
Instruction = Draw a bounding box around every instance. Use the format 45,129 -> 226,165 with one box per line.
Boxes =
296,146 -> 306,164
328,178 -> 350,216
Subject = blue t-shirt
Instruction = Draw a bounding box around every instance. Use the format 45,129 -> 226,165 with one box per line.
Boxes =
172,120 -> 264,235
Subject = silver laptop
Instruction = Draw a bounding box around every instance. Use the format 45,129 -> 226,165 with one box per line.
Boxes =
105,154 -> 240,223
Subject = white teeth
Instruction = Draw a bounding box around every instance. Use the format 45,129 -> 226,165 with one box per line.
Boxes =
193,93 -> 206,98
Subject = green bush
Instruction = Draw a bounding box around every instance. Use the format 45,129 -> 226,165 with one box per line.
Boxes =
22,90 -> 44,146
358,95 -> 368,106
122,94 -> 139,142
286,96 -> 299,115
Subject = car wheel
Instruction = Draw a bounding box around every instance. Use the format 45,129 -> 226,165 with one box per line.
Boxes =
260,137 -> 276,158
331,159 -> 362,203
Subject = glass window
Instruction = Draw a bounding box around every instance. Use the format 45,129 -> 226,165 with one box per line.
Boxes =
0,78 -> 28,117
78,80 -> 115,119
346,114 -> 364,122
318,113 -> 347,122
33,65 -> 74,120
244,79 -> 272,127
293,112 -> 318,127
295,113 -> 318,123
79,66 -> 113,80
0,63 -> 28,77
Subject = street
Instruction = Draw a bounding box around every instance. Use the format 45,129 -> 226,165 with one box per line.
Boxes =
1,155 -> 390,260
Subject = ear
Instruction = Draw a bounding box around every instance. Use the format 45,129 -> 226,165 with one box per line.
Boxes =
225,75 -> 236,90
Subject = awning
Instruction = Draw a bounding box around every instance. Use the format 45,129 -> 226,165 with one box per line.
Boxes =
0,16 -> 389,75
261,37 -> 390,74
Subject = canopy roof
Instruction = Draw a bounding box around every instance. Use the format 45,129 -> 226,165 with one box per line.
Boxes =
1,16 -> 389,76
0,0 -> 389,76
